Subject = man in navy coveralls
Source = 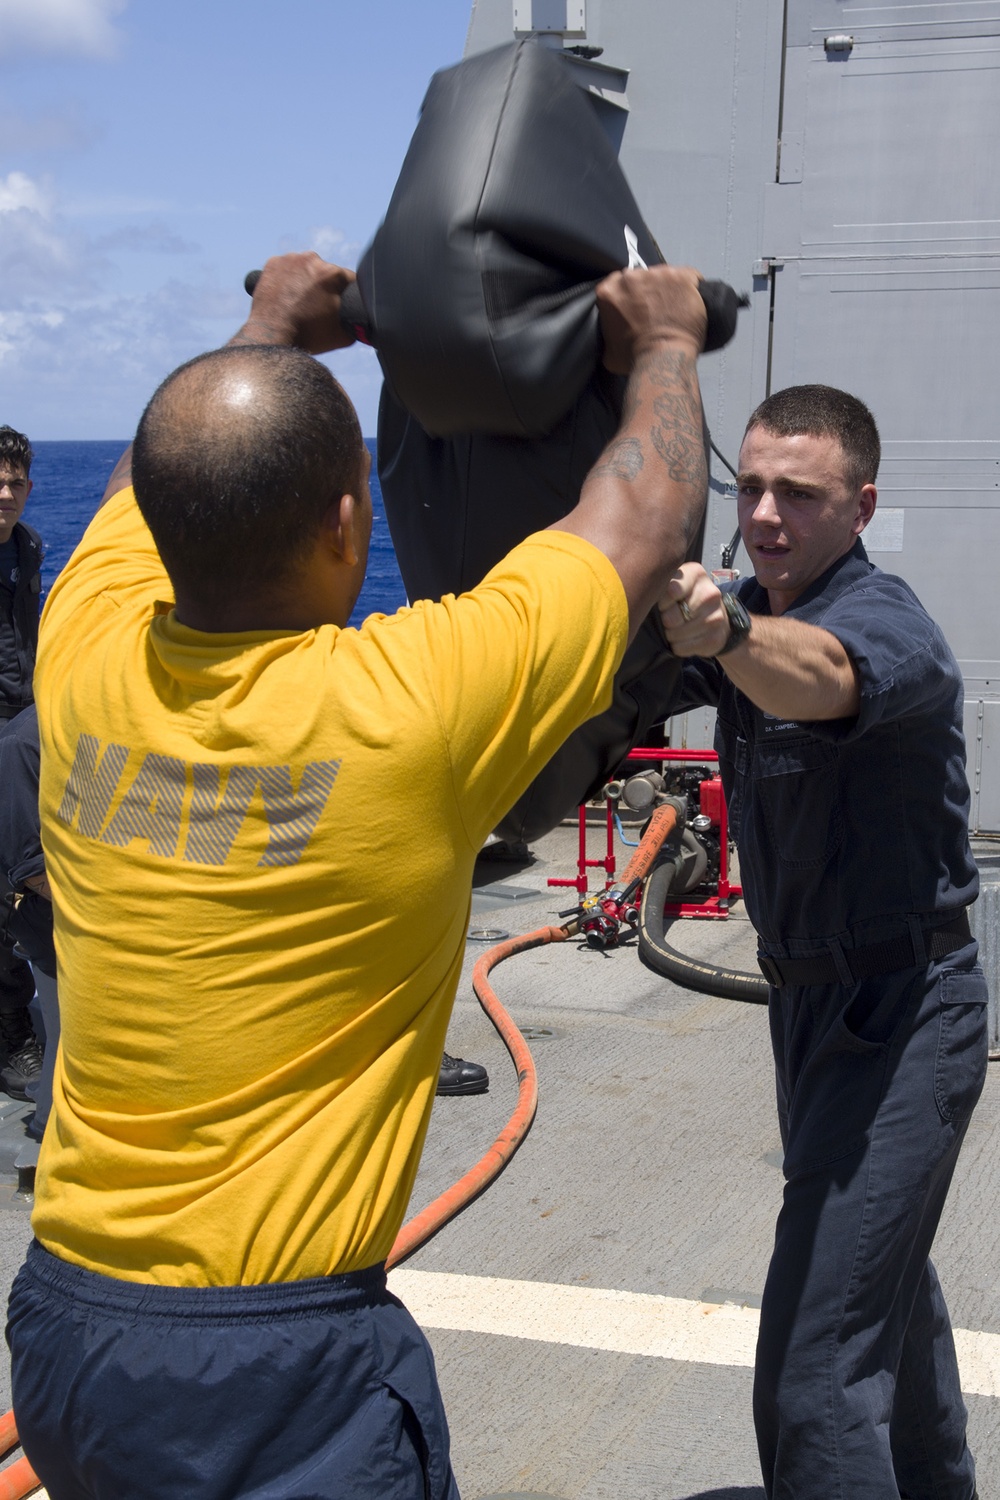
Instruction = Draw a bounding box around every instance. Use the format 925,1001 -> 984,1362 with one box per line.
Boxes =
662,385 -> 986,1500
0,425 -> 44,1103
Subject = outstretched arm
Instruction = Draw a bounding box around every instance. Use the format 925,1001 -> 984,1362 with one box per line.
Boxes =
552,265 -> 708,641
101,252 -> 358,506
660,562 -> 860,721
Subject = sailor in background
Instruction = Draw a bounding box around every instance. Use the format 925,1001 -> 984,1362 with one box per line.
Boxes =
664,385 -> 985,1500
0,425 -> 44,1105
0,704 -> 57,1144
9,251 -> 711,1499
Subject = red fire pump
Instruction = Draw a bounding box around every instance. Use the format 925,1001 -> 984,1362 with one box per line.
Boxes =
548,747 -> 741,938
547,749 -> 768,1004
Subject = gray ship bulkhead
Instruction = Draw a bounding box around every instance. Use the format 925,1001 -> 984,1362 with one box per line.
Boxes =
469,0 -> 1000,831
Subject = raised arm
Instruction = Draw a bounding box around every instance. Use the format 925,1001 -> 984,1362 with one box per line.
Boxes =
661,562 -> 860,720
100,253 -> 358,506
552,265 -> 709,641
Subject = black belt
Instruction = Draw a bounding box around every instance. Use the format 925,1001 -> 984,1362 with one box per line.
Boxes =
757,911 -> 972,989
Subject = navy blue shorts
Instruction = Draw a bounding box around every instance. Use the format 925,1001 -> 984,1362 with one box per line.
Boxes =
7,1240 -> 460,1500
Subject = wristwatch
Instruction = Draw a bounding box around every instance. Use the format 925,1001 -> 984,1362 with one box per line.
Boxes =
716,590 -> 752,656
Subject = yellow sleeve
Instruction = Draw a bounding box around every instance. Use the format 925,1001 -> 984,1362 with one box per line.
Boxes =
40,487 -> 171,647
402,530 -> 629,849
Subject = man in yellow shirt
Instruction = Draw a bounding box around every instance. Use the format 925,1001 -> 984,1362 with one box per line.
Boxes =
8,252 -> 709,1498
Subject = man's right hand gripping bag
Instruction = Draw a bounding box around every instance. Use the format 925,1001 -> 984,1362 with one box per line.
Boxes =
362,40 -> 706,844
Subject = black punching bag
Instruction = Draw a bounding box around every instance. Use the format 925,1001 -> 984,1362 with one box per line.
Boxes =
362,41 -> 706,843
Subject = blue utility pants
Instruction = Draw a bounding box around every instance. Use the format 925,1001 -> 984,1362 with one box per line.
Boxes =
754,943 -> 988,1499
8,1243 -> 460,1500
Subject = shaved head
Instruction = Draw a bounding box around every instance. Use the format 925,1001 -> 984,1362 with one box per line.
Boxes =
132,345 -> 365,607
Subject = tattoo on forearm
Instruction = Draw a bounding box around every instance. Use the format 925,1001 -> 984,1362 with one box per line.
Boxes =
651,390 -> 705,484
592,437 -> 645,483
651,425 -> 705,484
640,347 -> 692,388
628,348 -> 707,487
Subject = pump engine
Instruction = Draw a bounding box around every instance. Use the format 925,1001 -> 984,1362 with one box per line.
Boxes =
610,766 -> 726,899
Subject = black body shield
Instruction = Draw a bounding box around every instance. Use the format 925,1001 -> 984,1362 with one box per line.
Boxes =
368,41 -> 703,842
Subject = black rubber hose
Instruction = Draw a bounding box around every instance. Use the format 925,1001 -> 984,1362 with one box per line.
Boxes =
637,862 -> 770,1004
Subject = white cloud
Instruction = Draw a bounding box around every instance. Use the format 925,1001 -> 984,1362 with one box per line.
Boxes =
0,0 -> 128,59
308,225 -> 362,268
0,169 -> 227,392
0,170 -> 95,298
0,170 -> 51,215
0,305 -> 64,360
0,170 -> 383,438
1,279 -> 246,438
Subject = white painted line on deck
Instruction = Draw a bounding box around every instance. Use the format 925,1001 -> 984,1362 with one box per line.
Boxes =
388,1269 -> 1000,1400
953,1328 -> 1000,1400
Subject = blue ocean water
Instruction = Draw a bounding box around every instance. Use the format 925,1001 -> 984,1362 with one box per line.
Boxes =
28,438 -> 406,628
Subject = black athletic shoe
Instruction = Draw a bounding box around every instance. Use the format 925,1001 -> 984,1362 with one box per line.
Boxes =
477,837 -> 532,864
436,1052 -> 489,1096
1,1031 -> 43,1101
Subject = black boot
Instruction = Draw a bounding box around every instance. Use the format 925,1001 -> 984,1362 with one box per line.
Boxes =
0,1007 -> 43,1102
437,1052 -> 489,1096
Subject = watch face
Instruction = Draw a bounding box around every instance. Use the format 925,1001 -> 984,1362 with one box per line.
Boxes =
718,592 -> 751,655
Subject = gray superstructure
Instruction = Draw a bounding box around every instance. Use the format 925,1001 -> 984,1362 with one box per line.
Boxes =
467,0 -> 1000,829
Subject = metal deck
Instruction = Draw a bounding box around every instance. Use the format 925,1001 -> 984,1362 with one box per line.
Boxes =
1,822 -> 997,1497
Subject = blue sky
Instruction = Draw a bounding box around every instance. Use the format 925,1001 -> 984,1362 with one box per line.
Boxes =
0,0 -> 476,438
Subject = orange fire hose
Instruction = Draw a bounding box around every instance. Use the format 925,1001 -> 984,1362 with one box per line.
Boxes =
615,802 -> 679,888
0,1454 -> 39,1500
0,805 -> 679,1486
387,801 -> 678,1268
0,1415 -> 17,1459
387,922 -> 567,1268
0,1412 -> 38,1500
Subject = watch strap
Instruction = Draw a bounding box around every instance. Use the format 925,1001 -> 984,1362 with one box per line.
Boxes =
716,590 -> 752,656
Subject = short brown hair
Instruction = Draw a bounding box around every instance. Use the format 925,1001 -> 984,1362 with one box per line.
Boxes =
745,385 -> 880,488
0,426 -> 33,476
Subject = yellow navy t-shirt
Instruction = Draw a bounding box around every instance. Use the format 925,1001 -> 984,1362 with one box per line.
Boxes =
31,489 -> 628,1285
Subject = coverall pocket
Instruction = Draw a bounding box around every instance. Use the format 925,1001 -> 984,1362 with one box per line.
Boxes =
757,738 -> 843,868
781,998 -> 890,1174
934,966 -> 989,1123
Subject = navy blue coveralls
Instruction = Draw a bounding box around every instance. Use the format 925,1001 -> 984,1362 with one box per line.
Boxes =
0,705 -> 58,1137
0,522 -> 43,1027
678,539 -> 987,1500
